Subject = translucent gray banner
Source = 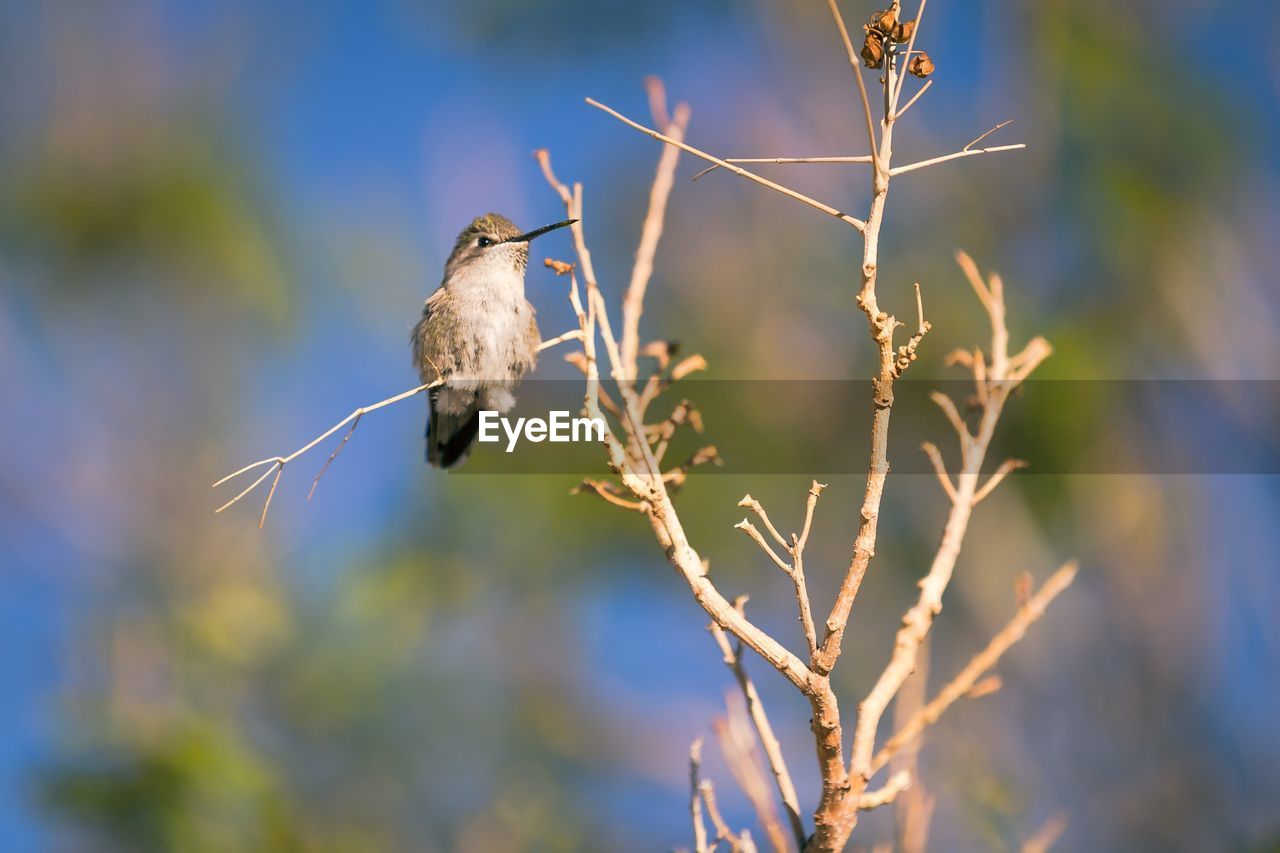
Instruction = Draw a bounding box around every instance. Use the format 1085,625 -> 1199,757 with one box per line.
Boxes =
443,380 -> 1279,475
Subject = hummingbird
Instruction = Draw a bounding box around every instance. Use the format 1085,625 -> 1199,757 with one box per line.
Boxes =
411,213 -> 576,468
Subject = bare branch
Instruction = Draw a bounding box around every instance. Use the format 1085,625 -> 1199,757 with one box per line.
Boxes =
808,10 -> 907,698
972,458 -> 1030,505
893,282 -> 932,376
825,0 -> 879,175
572,479 -> 647,512
954,249 -> 993,311
690,738 -> 710,853
848,257 -> 1060,800
586,98 -> 867,232
789,532 -> 820,666
789,481 -> 826,663
796,480 -> 827,553
710,612 -> 807,850
858,770 -> 911,810
729,155 -> 874,166
1010,337 -> 1054,384
646,73 -> 672,129
538,328 -> 584,351
622,81 -> 691,379
691,154 -> 874,181
738,495 -> 789,550
735,519 -> 793,574
714,692 -> 793,853
870,562 -> 1079,775
966,674 -> 1003,700
213,379 -> 441,527
214,463 -> 279,516
920,442 -> 957,503
929,391 -> 971,446
307,413 -> 361,501
890,143 -> 1026,177
965,120 -> 1013,151
700,780 -> 743,852
891,0 -> 929,113
894,79 -> 932,121
538,144 -> 816,695
258,465 -> 283,530
1021,811 -> 1070,853
892,637 -> 933,853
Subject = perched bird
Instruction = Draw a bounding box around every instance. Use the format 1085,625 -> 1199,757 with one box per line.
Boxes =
412,213 -> 575,468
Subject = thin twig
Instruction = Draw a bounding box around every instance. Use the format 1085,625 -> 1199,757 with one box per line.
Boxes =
954,249 -> 993,311
587,98 -> 867,232
538,328 -> 584,351
893,282 -> 931,376
213,379 -> 441,526
929,391 -> 971,447
920,442 -> 957,503
714,692 -> 792,853
214,463 -> 279,516
692,155 -> 873,182
889,143 -> 1026,177
622,83 -> 691,379
307,413 -> 361,501
972,458 -> 1029,505
538,144 -> 816,695
691,738 -> 710,853
737,495 -> 789,549
700,780 -> 741,852
849,252 -> 1058,814
891,0 -> 928,113
1021,811 -> 1070,853
258,465 -> 283,530
857,771 -> 911,810
646,73 -> 672,130
825,0 -> 879,174
710,612 -> 807,851
735,519 -> 793,574
790,532 -> 820,665
965,120 -> 1012,151
892,637 -> 934,853
797,480 -> 826,553
894,79 -> 932,121
790,481 -> 826,663
573,479 -> 647,512
726,155 -> 875,165
870,563 -> 1078,775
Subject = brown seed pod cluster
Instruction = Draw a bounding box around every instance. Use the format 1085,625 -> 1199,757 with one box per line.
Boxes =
861,6 -> 932,78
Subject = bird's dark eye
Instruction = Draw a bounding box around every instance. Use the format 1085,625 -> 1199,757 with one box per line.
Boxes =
477,236 -> 493,248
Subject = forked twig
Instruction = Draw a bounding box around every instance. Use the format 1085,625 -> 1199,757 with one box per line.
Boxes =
214,378 -> 442,527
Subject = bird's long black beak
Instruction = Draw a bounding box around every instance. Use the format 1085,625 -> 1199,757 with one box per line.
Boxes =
506,219 -> 577,243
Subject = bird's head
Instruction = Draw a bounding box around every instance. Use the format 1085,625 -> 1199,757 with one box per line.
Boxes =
444,213 -> 576,283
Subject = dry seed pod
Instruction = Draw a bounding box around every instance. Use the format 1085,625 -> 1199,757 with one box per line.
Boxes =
868,8 -> 897,35
893,19 -> 916,43
861,28 -> 886,68
908,52 -> 935,78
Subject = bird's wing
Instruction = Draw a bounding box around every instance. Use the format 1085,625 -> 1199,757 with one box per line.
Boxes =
519,305 -> 541,374
411,288 -> 459,384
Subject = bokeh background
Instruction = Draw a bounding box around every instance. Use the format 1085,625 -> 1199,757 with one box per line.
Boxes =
2,1 -> 1279,850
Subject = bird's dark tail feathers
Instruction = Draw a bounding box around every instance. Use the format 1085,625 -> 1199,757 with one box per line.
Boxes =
425,390 -> 481,469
